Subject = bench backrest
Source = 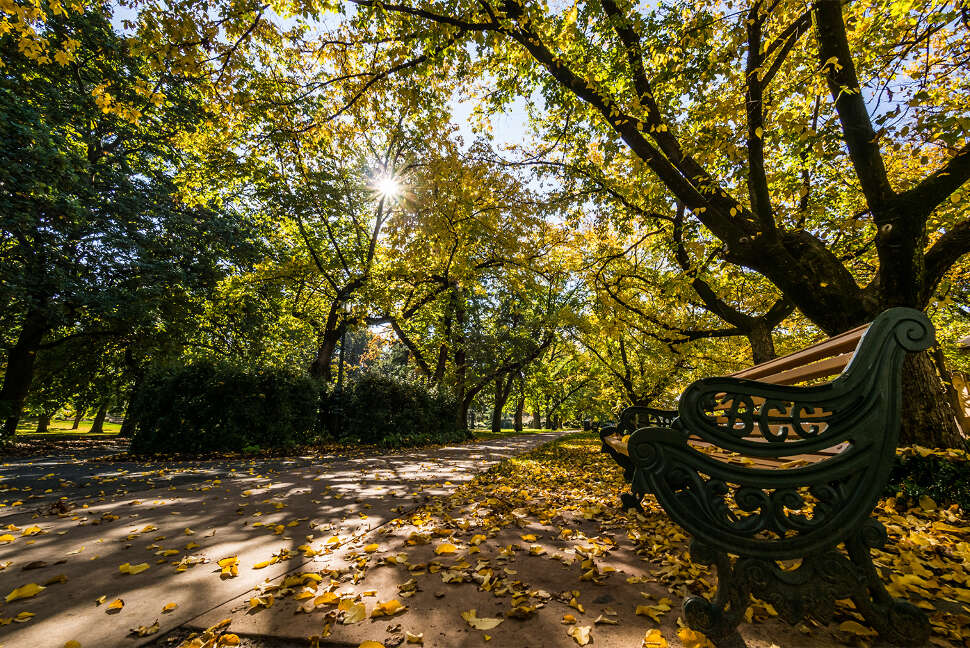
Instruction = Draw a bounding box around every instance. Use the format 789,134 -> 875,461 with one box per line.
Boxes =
729,323 -> 869,385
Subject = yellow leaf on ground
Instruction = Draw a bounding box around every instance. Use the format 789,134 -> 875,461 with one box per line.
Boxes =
5,583 -> 45,602
163,602 -> 177,612
120,562 -> 150,575
107,598 -> 124,612
562,614 -> 577,624
461,609 -> 503,630
65,642 -> 82,648
643,628 -> 668,648
677,627 -> 715,648
220,634 -> 240,645
838,621 -> 878,637
341,600 -> 367,624
434,543 -> 457,555
22,525 -> 42,536
0,534 -> 15,543
469,534 -> 487,545
218,556 -> 239,577
129,620 -> 160,636
567,625 -> 592,646
364,544 -> 379,553
315,592 -> 339,606
371,599 -> 407,617
359,642 -> 385,648
520,534 -> 537,542
405,631 -> 423,644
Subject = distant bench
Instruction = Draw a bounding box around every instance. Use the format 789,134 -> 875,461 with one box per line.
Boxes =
598,308 -> 932,647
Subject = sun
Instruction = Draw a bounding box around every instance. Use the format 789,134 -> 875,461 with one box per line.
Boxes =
375,175 -> 400,199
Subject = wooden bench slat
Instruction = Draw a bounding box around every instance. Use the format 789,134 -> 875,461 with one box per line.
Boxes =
731,323 -> 868,382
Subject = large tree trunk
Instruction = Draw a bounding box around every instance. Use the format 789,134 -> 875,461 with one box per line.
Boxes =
0,308 -> 48,438
898,352 -> 964,448
88,403 -> 108,435
309,330 -> 340,381
514,394 -> 525,432
72,407 -> 85,430
36,413 -> 50,434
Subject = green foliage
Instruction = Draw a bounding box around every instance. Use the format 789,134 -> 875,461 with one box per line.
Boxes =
128,362 -> 320,454
328,373 -> 469,447
886,450 -> 970,512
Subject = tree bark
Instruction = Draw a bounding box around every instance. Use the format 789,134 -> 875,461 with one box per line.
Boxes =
88,402 -> 108,435
72,407 -> 85,430
932,349 -> 970,435
0,307 -> 49,437
898,353 -> 964,448
309,330 -> 340,381
36,413 -> 50,434
491,373 -> 514,434
514,393 -> 525,432
747,323 -> 777,365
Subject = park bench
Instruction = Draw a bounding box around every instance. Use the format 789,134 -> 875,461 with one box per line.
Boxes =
598,307 -> 933,647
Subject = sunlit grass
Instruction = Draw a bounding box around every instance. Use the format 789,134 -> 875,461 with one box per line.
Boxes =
15,418 -> 122,436
471,427 -> 555,441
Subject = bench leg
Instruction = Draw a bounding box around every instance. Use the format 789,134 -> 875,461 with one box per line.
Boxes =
682,522 -> 930,647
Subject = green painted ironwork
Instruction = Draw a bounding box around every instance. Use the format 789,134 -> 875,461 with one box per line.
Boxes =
616,308 -> 933,646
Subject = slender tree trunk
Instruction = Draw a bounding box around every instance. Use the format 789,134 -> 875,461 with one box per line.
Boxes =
88,403 -> 108,435
898,353 -> 964,448
747,323 -> 777,365
0,308 -> 48,438
36,413 -> 50,434
532,408 -> 540,429
454,289 -> 467,431
119,408 -> 135,437
491,374 -> 514,435
72,407 -> 85,430
514,393 -> 525,432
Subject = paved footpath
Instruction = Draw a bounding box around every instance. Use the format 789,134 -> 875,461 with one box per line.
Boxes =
0,432 -> 569,648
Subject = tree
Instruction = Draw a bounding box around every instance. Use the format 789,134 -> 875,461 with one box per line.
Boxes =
334,0 -> 970,446
0,5 -> 258,436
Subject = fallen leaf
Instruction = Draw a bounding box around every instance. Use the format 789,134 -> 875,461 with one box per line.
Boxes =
106,598 -> 124,613
405,631 -> 424,644
64,642 -> 82,648
677,627 -> 715,648
218,556 -> 239,577
163,602 -> 177,612
462,609 -> 503,630
838,620 -> 878,638
5,583 -> 45,602
643,628 -> 668,648
434,543 -> 457,555
364,543 -> 379,553
371,599 -> 407,617
567,625 -> 592,646
129,620 -> 160,637
359,642 -> 385,648
339,599 -> 367,624
119,562 -> 150,575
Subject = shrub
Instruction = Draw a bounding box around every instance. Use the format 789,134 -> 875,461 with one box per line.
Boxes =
128,361 -> 320,454
326,373 -> 468,447
885,447 -> 970,511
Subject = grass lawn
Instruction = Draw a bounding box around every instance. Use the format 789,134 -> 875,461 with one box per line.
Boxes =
471,427 -> 556,441
14,417 -> 121,436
